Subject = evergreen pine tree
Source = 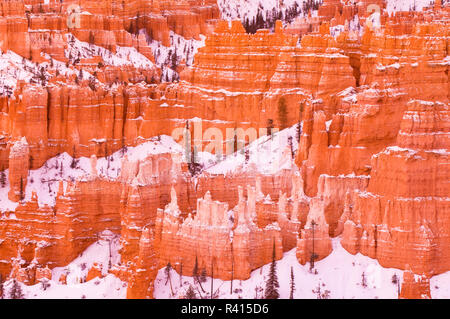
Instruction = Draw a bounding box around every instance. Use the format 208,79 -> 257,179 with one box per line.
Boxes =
0,170 -> 6,188
171,50 -> 178,71
289,266 -> 295,299
296,121 -> 302,143
362,272 -> 368,288
185,285 -> 197,299
0,274 -> 3,299
264,240 -> 279,299
266,119 -> 274,137
164,262 -> 174,295
277,97 -> 288,130
179,262 -> 183,287
40,278 -> 50,291
288,136 -> 294,160
193,256 -> 205,292
9,279 -> 24,299
165,262 -> 172,285
200,268 -> 207,283
310,220 -> 318,272
19,178 -> 24,201
71,146 -> 77,169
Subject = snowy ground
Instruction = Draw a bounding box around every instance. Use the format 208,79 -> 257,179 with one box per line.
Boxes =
0,32 -> 160,97
218,0 -> 308,21
431,271 -> 450,299
2,236 -> 449,299
51,230 -> 121,285
218,0 -> 437,29
154,238 -> 406,299
386,0 -> 436,13
0,50 -> 48,95
205,124 -> 300,175
65,34 -> 157,71
145,30 -> 206,82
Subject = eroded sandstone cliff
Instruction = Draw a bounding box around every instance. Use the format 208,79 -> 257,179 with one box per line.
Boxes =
0,0 -> 448,299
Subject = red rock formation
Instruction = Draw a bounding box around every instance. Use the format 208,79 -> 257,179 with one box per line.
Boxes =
0,179 -> 122,281
58,273 -> 67,285
118,150 -> 190,268
0,0 -> 30,58
296,18 -> 449,196
126,227 -> 158,299
35,266 -> 52,282
0,0 -> 222,171
155,186 -> 283,281
285,12 -> 320,36
0,0 -> 448,300
86,262 -> 104,281
296,195 -> 332,265
290,7 -> 449,278
399,270 -> 431,299
8,137 -> 29,201
342,100 -> 450,276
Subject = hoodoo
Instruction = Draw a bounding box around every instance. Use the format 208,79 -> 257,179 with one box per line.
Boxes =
0,0 -> 448,300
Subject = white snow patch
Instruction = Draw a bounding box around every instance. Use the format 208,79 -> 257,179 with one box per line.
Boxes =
154,238 -> 415,299
386,0 -> 435,13
205,124 -> 301,175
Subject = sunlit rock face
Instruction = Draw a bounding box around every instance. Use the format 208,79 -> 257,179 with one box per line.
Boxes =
0,0 -> 448,299
342,100 -> 450,276
399,270 -> 432,299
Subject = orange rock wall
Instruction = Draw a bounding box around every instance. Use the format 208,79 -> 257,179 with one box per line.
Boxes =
1,179 -> 122,282
342,100 -> 450,276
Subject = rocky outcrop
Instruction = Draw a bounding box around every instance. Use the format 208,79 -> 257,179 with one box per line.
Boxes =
126,227 -> 158,299
296,196 -> 332,265
0,179 -> 122,281
0,0 -> 448,300
86,263 -> 103,281
0,0 -> 220,56
155,187 -> 283,281
399,270 -> 431,299
8,137 -> 29,201
342,100 -> 450,276
292,4 -> 449,279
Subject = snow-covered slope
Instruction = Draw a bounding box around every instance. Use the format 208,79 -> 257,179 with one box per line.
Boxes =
0,50 -> 49,95
65,34 -> 156,71
52,230 -> 121,285
218,0 -> 307,21
154,237 -> 450,299
386,0 -> 435,13
205,124 -> 300,175
145,30 -> 206,82
0,135 -> 183,210
0,123 -> 301,211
